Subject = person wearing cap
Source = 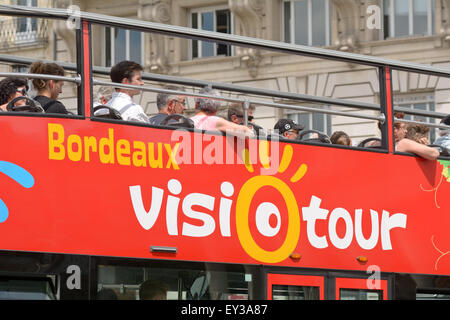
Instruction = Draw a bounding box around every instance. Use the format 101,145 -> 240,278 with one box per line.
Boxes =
190,86 -> 254,138
274,119 -> 304,140
433,114 -> 450,149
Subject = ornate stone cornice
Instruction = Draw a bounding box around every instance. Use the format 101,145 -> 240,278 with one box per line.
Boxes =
331,0 -> 360,51
138,0 -> 172,73
440,0 -> 450,42
229,0 -> 264,77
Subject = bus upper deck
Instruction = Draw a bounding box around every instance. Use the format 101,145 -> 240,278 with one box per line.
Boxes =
0,4 -> 449,300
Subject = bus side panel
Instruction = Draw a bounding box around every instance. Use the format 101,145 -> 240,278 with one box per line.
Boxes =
0,117 -> 449,276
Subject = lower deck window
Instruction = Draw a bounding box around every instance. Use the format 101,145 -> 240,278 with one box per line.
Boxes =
0,277 -> 56,300
96,262 -> 259,300
339,288 -> 382,300
272,284 -> 320,300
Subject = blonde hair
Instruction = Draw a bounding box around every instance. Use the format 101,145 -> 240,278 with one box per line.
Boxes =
29,61 -> 65,91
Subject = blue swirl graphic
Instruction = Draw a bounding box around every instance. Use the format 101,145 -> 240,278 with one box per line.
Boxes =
0,161 -> 35,223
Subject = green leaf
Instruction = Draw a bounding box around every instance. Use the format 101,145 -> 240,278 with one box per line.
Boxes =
438,160 -> 450,182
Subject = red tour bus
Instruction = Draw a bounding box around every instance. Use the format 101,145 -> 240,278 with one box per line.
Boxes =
0,5 -> 449,301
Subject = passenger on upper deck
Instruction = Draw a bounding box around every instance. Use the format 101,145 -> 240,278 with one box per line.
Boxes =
29,61 -> 68,114
227,103 -> 255,124
330,131 -> 352,146
396,123 -> 439,160
0,77 -> 29,111
393,112 -> 407,142
227,103 -> 265,136
106,60 -> 148,123
190,86 -> 254,138
433,115 -> 450,149
149,85 -> 186,125
273,119 -> 304,140
376,111 -> 407,143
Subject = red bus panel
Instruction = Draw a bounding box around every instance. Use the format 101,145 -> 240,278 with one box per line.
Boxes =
0,117 -> 449,276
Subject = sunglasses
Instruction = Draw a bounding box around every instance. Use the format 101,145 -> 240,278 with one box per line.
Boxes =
237,114 -> 254,121
171,99 -> 186,106
16,88 -> 27,96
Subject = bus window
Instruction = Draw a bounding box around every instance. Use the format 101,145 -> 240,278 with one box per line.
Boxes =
267,274 -> 324,300
416,292 -> 450,300
272,285 -> 320,300
0,276 -> 56,300
96,261 -> 259,300
339,288 -> 382,300
335,277 -> 388,300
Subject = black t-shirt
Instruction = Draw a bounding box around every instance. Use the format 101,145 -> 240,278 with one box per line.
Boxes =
148,113 -> 181,125
34,95 -> 68,114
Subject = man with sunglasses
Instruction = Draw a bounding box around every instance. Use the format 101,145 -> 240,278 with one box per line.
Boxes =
149,85 -> 187,125
227,104 -> 255,124
0,77 -> 29,111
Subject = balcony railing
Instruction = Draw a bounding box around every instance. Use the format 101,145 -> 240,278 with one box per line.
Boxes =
0,18 -> 48,51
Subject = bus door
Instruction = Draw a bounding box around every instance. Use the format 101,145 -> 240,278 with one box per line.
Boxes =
334,277 -> 388,300
267,273 -> 325,300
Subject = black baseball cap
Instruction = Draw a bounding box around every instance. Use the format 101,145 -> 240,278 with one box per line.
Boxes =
274,119 -> 304,134
441,114 -> 450,126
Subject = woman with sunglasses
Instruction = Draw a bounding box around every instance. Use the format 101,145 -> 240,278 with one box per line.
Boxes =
0,77 -> 29,111
29,61 -> 69,114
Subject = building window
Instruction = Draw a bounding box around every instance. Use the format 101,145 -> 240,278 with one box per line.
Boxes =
383,0 -> 435,39
394,94 -> 436,141
12,64 -> 29,73
190,7 -> 233,59
287,108 -> 332,136
104,27 -> 143,67
283,0 -> 330,47
15,0 -> 38,44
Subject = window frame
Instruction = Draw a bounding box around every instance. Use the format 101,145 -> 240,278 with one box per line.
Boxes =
282,0 -> 331,47
383,0 -> 435,39
103,26 -> 145,67
14,0 -> 38,44
93,256 -> 263,300
189,5 -> 234,59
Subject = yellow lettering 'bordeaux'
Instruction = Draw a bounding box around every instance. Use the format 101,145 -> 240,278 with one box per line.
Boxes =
47,123 -> 180,170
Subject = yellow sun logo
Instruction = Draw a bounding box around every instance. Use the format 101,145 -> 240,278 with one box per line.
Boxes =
236,141 -> 308,263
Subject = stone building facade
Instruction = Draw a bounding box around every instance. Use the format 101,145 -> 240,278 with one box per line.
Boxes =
0,0 -> 449,144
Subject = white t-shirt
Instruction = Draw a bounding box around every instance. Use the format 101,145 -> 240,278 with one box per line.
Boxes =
106,92 -> 149,123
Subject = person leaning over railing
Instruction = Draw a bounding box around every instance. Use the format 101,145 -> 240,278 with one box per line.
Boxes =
396,123 -> 439,160
29,61 -> 69,114
190,86 -> 254,138
0,77 -> 28,111
105,60 -> 148,123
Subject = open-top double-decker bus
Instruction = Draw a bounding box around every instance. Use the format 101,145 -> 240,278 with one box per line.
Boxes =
0,5 -> 449,301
